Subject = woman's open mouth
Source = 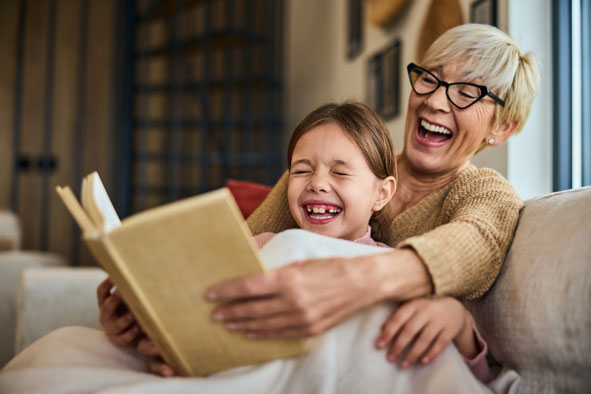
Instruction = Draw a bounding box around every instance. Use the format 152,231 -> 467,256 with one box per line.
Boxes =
302,203 -> 342,224
417,119 -> 453,146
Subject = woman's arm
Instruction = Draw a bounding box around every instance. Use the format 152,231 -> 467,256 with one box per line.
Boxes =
205,248 -> 432,338
396,168 -> 522,300
247,171 -> 297,235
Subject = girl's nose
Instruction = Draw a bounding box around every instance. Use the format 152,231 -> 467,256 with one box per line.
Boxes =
307,173 -> 331,193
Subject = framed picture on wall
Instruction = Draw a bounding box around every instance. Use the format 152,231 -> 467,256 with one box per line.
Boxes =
380,39 -> 401,119
367,39 -> 401,120
470,0 -> 497,26
347,0 -> 364,60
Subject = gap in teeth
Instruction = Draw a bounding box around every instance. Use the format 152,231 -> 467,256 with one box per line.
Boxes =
421,120 -> 451,135
306,205 -> 340,214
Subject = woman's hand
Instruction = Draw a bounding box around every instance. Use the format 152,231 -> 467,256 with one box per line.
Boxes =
375,296 -> 476,368
137,337 -> 176,377
205,249 -> 432,338
97,278 -> 142,346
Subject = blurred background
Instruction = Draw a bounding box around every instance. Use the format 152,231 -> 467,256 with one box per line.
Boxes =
0,0 -> 588,265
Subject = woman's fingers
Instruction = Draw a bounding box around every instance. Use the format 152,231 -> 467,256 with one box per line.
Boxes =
213,296 -> 287,322
206,272 -> 279,301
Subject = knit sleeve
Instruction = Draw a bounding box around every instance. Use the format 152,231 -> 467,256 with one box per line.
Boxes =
397,169 -> 522,300
246,170 -> 298,235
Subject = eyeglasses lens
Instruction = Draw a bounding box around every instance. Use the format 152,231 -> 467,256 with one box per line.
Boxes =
409,66 -> 482,109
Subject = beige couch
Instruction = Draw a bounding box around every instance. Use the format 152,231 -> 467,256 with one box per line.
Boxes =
1,186 -> 590,393
0,211 -> 68,367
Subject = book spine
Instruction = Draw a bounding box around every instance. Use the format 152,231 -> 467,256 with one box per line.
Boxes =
84,236 -> 192,376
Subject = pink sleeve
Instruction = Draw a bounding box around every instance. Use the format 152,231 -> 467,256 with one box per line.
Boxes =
462,315 -> 492,383
253,232 -> 276,249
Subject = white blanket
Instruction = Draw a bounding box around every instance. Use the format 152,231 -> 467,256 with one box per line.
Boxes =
0,230 -> 516,394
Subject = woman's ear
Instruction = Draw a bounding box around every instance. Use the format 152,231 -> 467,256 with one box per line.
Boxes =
373,176 -> 396,212
487,120 -> 519,146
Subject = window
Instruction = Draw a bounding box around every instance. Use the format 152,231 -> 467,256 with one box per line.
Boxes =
553,0 -> 591,190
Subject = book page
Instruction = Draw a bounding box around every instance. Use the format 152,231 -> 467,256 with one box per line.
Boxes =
83,171 -> 121,233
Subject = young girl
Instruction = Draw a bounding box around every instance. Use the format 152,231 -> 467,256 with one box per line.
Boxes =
97,102 -> 490,382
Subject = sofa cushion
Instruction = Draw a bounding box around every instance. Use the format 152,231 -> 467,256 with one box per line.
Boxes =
468,186 -> 591,393
226,179 -> 272,219
0,251 -> 66,367
15,266 -> 108,354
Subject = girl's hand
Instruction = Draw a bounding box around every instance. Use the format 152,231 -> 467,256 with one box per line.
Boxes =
205,250 -> 431,338
137,337 -> 176,377
97,278 -> 142,346
375,297 -> 475,368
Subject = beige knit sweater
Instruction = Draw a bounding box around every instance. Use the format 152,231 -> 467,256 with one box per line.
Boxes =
246,165 -> 522,300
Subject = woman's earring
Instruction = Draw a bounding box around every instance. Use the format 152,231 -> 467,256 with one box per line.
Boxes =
488,138 -> 495,145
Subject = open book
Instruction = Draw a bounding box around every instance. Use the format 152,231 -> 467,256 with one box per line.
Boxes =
56,172 -> 308,376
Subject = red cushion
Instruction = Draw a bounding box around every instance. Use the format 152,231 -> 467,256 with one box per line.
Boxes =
225,179 -> 272,219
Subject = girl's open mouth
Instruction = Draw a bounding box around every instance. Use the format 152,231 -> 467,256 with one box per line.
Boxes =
302,203 -> 342,224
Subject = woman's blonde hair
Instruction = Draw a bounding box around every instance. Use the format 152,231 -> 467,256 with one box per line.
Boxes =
421,23 -> 539,133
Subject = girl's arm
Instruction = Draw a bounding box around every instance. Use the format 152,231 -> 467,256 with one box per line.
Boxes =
376,296 -> 491,382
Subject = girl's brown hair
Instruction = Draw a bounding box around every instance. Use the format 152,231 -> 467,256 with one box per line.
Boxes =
286,102 -> 396,180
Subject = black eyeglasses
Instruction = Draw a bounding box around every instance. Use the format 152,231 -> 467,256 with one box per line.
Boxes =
406,63 -> 505,109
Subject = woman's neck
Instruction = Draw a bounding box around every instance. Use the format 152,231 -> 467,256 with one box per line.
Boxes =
388,155 -> 469,215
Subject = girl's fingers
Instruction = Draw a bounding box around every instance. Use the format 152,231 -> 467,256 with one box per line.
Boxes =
97,278 -> 114,307
399,325 -> 441,367
146,356 -> 176,377
376,305 -> 416,349
111,312 -> 135,334
112,323 -> 141,346
420,333 -> 453,365
137,338 -> 160,357
386,312 -> 429,362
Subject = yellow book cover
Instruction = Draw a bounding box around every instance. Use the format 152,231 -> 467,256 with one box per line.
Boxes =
56,172 -> 308,376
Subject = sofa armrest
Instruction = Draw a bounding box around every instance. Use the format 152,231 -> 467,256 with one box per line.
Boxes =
0,251 -> 66,367
0,211 -> 21,251
15,267 -> 107,354
467,186 -> 591,393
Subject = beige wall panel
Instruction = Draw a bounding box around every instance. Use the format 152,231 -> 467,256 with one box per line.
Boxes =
47,0 -> 83,262
18,0 -> 51,250
78,0 -> 116,265
0,1 -> 19,209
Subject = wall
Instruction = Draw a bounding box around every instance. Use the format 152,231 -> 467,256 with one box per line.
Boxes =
506,0 -> 553,199
284,0 -> 553,199
0,0 -> 119,264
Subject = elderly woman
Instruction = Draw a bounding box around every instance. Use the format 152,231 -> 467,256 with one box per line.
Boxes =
204,23 -> 539,338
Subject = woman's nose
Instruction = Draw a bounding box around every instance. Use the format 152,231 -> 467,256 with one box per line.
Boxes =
424,85 -> 451,112
307,174 -> 331,193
